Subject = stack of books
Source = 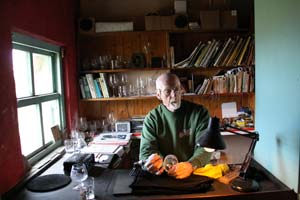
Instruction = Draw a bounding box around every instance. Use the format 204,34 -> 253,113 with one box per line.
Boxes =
173,35 -> 254,68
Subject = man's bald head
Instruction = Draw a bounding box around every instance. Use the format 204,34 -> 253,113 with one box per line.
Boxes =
156,73 -> 181,90
155,73 -> 182,112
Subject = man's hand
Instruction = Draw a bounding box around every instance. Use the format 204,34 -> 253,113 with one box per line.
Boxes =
167,162 -> 193,179
144,153 -> 164,175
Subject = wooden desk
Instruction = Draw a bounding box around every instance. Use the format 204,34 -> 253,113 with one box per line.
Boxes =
4,156 -> 297,200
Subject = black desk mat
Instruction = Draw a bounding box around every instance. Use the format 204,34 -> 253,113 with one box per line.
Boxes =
112,170 -> 135,195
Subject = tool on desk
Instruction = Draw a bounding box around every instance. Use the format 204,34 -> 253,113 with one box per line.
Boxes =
129,160 -> 146,176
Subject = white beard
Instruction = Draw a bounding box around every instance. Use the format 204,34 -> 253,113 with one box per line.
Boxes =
168,99 -> 181,112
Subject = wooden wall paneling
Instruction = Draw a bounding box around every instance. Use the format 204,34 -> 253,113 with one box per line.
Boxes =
182,93 -> 254,120
126,100 -> 135,118
122,32 -> 142,61
112,33 -> 123,57
116,100 -> 129,119
139,31 -> 169,67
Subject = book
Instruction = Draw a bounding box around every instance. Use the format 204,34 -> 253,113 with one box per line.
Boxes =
85,73 -> 97,98
236,70 -> 243,93
201,39 -> 218,67
98,77 -> 108,98
199,40 -> 216,67
242,71 -> 250,92
94,79 -> 103,98
98,73 -> 110,98
237,35 -> 251,66
187,41 -> 203,67
213,37 -> 232,67
203,78 -> 213,94
174,43 -> 200,68
194,83 -> 203,94
194,41 -> 211,67
206,40 -> 222,67
231,38 -> 247,66
220,37 -> 237,67
224,36 -> 242,66
79,78 -> 86,99
82,76 -> 92,99
197,79 -> 208,94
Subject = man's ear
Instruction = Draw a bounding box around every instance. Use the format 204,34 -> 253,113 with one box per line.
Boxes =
156,90 -> 161,100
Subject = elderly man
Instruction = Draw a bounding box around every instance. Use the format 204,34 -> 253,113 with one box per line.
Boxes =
139,73 -> 211,179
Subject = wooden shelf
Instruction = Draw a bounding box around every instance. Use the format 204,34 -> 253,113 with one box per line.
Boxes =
77,0 -> 255,122
79,29 -> 251,37
80,92 -> 254,102
80,67 -> 169,74
81,95 -> 156,101
80,66 -> 254,74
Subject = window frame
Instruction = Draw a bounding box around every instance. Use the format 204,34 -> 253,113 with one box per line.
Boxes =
12,32 -> 66,165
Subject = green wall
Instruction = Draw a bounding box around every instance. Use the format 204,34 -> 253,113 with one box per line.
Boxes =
255,0 -> 300,192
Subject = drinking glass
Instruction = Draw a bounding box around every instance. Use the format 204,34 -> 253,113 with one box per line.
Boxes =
136,77 -> 146,96
107,112 -> 117,132
78,117 -> 88,132
163,154 -> 178,172
83,177 -> 95,200
120,73 -> 128,96
71,130 -> 87,152
70,163 -> 88,190
64,139 -> 75,153
108,74 -> 119,97
120,73 -> 128,85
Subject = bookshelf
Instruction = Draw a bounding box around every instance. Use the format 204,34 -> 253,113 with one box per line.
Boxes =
78,0 -> 254,125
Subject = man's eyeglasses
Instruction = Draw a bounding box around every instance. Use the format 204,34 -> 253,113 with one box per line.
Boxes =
159,88 -> 181,96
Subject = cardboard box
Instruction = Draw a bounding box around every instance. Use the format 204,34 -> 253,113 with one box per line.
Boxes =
95,22 -> 133,33
160,16 -> 173,30
145,15 -> 188,31
200,10 -> 220,30
221,10 -> 238,30
145,16 -> 161,30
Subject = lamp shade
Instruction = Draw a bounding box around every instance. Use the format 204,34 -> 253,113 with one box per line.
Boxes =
198,117 -> 226,150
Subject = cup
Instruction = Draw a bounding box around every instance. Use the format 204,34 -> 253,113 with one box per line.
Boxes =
83,177 -> 95,200
163,154 -> 178,172
64,139 -> 74,153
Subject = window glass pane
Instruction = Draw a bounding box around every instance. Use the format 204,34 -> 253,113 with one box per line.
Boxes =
42,100 -> 60,143
33,53 -> 53,95
18,105 -> 42,156
12,49 -> 32,98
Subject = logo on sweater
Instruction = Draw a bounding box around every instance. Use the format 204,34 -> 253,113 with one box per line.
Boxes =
179,128 -> 192,138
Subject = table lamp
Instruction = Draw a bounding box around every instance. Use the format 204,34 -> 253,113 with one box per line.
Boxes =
198,117 -> 260,192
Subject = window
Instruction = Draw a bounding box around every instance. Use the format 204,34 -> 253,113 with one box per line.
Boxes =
12,32 -> 65,164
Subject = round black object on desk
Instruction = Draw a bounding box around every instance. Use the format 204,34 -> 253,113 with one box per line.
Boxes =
26,174 -> 71,192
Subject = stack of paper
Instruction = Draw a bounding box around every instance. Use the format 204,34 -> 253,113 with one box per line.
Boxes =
91,133 -> 132,145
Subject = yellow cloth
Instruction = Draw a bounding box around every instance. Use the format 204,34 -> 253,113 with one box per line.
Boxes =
193,164 -> 229,179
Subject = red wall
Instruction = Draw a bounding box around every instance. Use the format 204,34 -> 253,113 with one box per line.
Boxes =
0,0 -> 79,194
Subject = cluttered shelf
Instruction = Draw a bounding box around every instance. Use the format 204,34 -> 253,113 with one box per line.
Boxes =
79,29 -> 250,36
79,67 -> 169,74
80,92 -> 254,102
77,0 -> 255,123
79,65 -> 254,75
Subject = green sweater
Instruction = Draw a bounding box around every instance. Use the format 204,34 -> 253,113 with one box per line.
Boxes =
140,100 -> 212,168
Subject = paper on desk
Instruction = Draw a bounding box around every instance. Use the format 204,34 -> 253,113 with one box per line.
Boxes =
92,133 -> 131,145
81,143 -> 121,154
221,102 -> 238,118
